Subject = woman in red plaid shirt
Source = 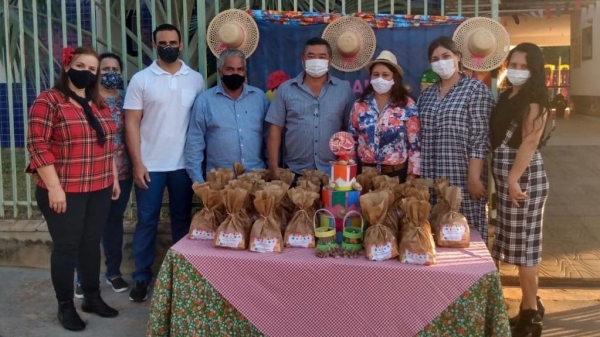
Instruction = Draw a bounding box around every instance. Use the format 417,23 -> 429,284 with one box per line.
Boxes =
26,46 -> 121,331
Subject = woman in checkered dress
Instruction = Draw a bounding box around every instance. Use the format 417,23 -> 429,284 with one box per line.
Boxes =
417,37 -> 494,243
490,43 -> 549,337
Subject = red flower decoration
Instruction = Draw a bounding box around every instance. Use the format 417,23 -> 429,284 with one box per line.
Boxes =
62,47 -> 74,66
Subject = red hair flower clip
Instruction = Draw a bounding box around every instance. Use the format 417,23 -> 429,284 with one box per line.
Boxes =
61,47 -> 75,66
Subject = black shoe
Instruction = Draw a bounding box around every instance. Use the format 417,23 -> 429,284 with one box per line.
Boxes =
58,300 -> 86,331
74,283 -> 84,299
509,296 -> 545,326
511,309 -> 543,337
129,281 -> 149,302
81,292 -> 119,318
106,277 -> 129,293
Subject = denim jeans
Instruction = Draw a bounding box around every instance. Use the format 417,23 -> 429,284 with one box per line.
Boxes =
76,177 -> 133,283
132,169 -> 193,282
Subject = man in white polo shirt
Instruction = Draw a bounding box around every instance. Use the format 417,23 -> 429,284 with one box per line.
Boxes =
124,23 -> 205,302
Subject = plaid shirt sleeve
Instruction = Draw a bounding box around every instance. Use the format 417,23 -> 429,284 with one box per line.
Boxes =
468,83 -> 494,160
27,91 -> 57,169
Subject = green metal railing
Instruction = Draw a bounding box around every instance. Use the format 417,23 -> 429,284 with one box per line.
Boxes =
1,0 -> 496,219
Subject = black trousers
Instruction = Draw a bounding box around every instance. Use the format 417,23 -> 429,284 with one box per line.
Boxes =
36,185 -> 112,301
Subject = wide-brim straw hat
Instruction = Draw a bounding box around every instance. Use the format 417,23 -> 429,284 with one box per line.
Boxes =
365,50 -> 404,77
322,16 -> 376,72
207,9 -> 259,58
452,17 -> 510,71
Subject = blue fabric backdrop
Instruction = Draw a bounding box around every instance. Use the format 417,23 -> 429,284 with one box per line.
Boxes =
247,20 -> 459,97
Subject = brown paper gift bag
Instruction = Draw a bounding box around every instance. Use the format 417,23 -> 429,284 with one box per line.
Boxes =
284,188 -> 320,248
233,162 -> 246,178
360,191 -> 399,261
436,186 -> 470,248
361,166 -> 380,179
260,181 -> 290,232
372,175 -> 399,191
399,199 -> 436,265
402,184 -> 430,201
207,168 -> 234,185
354,173 -> 373,193
249,190 -> 283,253
430,178 -> 450,227
301,169 -> 330,186
227,179 -> 256,224
189,182 -> 224,240
214,187 -> 249,250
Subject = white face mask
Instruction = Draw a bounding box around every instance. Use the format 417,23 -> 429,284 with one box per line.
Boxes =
304,59 -> 329,78
506,69 -> 530,86
431,59 -> 456,80
370,77 -> 395,94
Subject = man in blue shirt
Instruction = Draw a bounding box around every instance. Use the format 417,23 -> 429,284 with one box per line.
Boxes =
184,48 -> 269,183
266,37 -> 355,178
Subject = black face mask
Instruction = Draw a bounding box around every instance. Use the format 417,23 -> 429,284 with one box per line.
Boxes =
157,45 -> 180,64
221,74 -> 245,91
67,68 -> 96,89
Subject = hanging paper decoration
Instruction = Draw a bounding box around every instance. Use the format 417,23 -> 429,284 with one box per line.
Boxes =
556,6 -> 563,17
512,14 -> 520,25
545,8 -> 552,19
575,0 -> 582,11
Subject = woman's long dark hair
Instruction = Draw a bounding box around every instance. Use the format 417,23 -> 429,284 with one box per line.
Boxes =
54,46 -> 106,109
504,43 -> 549,134
359,62 -> 410,106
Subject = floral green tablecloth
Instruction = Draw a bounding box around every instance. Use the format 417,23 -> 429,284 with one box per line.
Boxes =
148,249 -> 509,337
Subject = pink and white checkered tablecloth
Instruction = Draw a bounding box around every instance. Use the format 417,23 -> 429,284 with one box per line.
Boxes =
173,231 -> 497,337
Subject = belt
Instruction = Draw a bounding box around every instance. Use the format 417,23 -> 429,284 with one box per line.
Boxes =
361,161 -> 406,174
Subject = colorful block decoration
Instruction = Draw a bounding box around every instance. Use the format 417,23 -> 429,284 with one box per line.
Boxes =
330,163 -> 358,191
321,189 -> 362,244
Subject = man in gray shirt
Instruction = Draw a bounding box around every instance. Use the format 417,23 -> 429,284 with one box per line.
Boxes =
266,37 -> 355,178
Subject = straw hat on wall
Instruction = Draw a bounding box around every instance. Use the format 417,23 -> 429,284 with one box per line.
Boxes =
207,9 -> 259,58
322,16 -> 377,72
452,17 -> 510,71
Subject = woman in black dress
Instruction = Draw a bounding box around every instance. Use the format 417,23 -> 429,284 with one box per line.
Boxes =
490,43 -> 550,337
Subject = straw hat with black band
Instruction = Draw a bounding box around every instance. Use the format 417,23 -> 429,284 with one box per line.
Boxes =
452,17 -> 510,72
207,9 -> 259,58
322,16 -> 377,72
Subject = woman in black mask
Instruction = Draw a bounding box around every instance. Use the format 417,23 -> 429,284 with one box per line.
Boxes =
26,46 -> 120,331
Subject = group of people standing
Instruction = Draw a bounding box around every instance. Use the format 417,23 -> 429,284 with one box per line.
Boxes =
27,22 -> 548,337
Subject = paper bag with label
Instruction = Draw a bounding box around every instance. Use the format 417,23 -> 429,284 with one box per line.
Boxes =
399,198 -> 436,265
429,177 -> 451,230
214,187 -> 250,250
436,186 -> 470,248
361,191 -> 398,261
284,188 -> 320,248
249,190 -> 283,253
260,181 -> 290,232
188,182 -> 224,240
354,173 -> 373,193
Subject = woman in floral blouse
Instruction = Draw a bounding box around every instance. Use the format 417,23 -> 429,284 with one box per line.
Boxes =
349,50 -> 420,182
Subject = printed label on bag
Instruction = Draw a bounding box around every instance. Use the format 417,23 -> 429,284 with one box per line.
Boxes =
441,225 -> 466,242
191,229 -> 215,240
402,249 -> 429,265
369,242 -> 393,261
252,237 -> 279,253
287,234 -> 314,247
217,231 -> 243,248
